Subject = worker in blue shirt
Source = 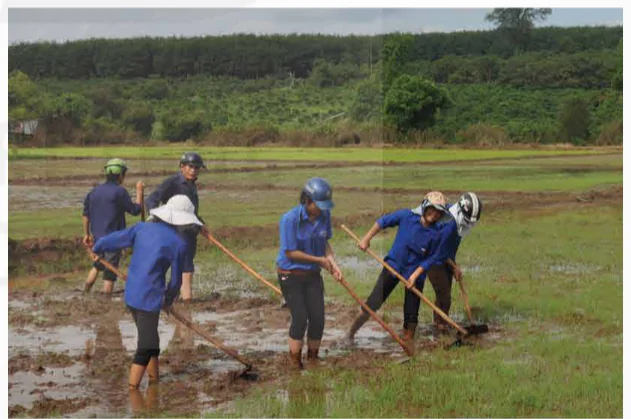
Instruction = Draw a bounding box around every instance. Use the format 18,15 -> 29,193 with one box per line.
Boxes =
276,177 -> 343,369
93,194 -> 199,390
145,152 -> 208,302
82,158 -> 143,294
428,192 -> 483,332
343,191 -> 449,354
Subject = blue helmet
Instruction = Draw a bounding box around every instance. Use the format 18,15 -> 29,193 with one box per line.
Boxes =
302,177 -> 335,210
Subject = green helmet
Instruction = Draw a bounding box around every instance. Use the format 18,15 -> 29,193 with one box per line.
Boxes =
104,158 -> 127,175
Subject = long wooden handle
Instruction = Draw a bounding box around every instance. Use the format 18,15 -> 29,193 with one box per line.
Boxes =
340,225 -> 468,335
140,186 -> 146,222
456,277 -> 474,324
167,307 -> 253,368
202,231 -> 282,296
338,277 -> 413,356
85,247 -> 253,368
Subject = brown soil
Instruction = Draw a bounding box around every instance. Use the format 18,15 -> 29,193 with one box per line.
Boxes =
8,185 -> 622,276
8,151 -> 620,185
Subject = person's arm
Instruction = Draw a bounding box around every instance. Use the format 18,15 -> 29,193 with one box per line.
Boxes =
164,242 -> 187,309
145,177 -> 172,212
82,193 -> 93,247
325,242 -> 343,281
120,187 -> 142,216
406,265 -> 425,289
446,258 -> 463,281
359,209 -> 406,251
93,225 -> 138,254
359,222 -> 381,251
82,215 -> 93,247
280,213 -> 332,271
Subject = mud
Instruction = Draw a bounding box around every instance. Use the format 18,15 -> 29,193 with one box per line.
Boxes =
8,152 -> 621,185
8,284 -> 500,417
8,184 -> 621,276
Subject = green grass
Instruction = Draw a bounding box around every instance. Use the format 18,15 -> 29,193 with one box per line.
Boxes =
8,147 -> 622,417
197,204 -> 622,418
10,146 -> 610,162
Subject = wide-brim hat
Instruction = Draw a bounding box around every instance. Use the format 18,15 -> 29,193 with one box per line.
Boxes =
148,195 -> 203,226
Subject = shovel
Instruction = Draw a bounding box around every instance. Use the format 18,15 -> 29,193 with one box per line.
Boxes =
456,276 -> 489,335
201,230 -> 282,297
335,275 -> 413,358
341,225 -> 476,348
84,247 -> 258,380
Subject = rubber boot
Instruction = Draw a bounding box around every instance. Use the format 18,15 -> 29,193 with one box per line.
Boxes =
288,350 -> 304,370
401,323 -> 418,355
306,340 -> 323,366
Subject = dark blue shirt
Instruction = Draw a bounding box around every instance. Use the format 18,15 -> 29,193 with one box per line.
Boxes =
145,173 -> 202,221
83,181 -> 142,241
93,222 -> 188,313
276,204 -> 332,271
437,218 -> 461,264
377,209 -> 443,281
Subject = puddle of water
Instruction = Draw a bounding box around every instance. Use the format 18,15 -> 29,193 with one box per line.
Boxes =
8,300 -> 31,310
8,363 -> 91,409
8,185 -> 87,211
9,325 -> 96,356
548,263 -> 600,275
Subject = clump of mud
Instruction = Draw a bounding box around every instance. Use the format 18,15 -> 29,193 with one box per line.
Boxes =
29,396 -> 97,417
9,351 -> 74,375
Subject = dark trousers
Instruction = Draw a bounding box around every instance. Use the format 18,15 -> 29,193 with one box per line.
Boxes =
427,265 -> 453,326
278,271 -> 325,341
129,306 -> 160,366
363,267 -> 426,328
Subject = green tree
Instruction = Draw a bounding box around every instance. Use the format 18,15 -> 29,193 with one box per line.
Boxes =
612,39 -> 622,91
558,97 -> 590,144
384,75 -> 450,133
382,33 -> 416,89
485,8 -> 552,54
8,70 -> 40,123
350,77 -> 384,122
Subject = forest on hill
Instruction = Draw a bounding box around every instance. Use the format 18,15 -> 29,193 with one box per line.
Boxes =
8,20 -> 623,146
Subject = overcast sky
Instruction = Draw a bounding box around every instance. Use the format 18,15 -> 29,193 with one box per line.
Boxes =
7,8 -> 623,44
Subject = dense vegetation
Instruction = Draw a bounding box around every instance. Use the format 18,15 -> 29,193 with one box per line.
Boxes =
8,24 -> 623,146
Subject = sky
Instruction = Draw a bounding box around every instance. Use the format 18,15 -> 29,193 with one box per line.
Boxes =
7,7 -> 623,44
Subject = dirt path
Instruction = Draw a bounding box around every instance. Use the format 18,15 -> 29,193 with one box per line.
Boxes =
8,287 -> 497,417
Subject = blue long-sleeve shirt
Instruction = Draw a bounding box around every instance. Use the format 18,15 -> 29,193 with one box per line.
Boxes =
145,173 -> 203,223
83,181 -> 142,241
436,218 -> 461,265
93,222 -> 188,312
377,209 -> 443,281
276,204 -> 332,271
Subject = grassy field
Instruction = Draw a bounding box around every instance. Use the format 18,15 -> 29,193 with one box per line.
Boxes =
8,147 -> 622,417
9,145 -> 616,162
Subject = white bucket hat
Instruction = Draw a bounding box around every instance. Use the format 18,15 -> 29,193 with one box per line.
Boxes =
148,195 -> 203,226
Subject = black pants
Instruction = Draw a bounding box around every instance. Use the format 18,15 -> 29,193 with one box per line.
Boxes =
427,264 -> 453,326
362,267 -> 426,328
129,306 -> 160,366
278,271 -> 325,341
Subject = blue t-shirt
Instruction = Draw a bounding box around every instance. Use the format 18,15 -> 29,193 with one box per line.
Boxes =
377,209 -> 443,281
83,181 -> 142,241
93,222 -> 188,313
276,204 -> 332,271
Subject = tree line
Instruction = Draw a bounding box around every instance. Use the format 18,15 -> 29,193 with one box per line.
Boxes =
9,25 -> 621,81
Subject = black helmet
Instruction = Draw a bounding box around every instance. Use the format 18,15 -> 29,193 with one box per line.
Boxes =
302,177 -> 335,210
458,192 -> 482,222
180,152 -> 206,169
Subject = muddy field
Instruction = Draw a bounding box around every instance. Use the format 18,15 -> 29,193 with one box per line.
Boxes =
8,282 -> 500,417
8,152 -> 621,417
